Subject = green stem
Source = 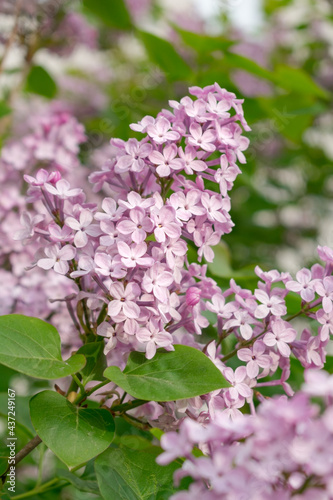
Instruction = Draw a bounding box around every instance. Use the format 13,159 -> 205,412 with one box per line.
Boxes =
221,331 -> 266,363
97,303 -> 108,325
11,478 -> 63,500
76,379 -> 111,405
111,399 -> 147,413
71,374 -> 85,394
35,443 -> 46,488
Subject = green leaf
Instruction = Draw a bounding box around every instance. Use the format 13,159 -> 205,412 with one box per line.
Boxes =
76,342 -> 107,386
104,345 -> 229,401
0,315 -> 86,379
26,66 -> 57,98
0,100 -> 11,118
207,242 -> 232,277
175,26 -> 234,53
138,31 -> 191,81
285,292 -> 302,316
224,52 -> 275,82
0,393 -> 34,434
29,391 -> 115,469
95,445 -> 179,500
56,469 -> 100,494
82,0 -> 132,30
275,65 -> 329,99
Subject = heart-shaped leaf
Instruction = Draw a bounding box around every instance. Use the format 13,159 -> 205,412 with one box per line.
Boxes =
0,315 -> 86,379
104,344 -> 229,401
30,391 -> 115,469
95,444 -> 179,500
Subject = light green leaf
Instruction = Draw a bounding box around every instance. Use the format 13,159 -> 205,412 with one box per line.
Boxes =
275,65 -> 329,99
0,315 -> 86,379
0,100 -> 11,118
224,52 -> 275,82
82,0 -> 132,30
30,391 -> 115,469
104,345 -> 229,401
138,31 -> 191,81
26,66 -> 57,98
208,242 -> 232,277
95,445 -> 179,500
175,26 -> 234,53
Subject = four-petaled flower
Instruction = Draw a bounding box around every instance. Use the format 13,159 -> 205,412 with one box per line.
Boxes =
263,319 -> 296,357
108,282 -> 141,319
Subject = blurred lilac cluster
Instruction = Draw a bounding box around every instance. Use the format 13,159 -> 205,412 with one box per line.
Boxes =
158,370 -> 333,500
0,104 -> 87,348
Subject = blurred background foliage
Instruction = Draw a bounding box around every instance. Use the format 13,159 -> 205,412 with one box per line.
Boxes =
0,0 -> 332,497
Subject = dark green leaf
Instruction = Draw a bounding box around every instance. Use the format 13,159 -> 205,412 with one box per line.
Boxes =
0,315 -> 86,379
104,345 -> 229,401
56,469 -> 100,494
95,445 -> 178,500
82,0 -> 132,30
30,391 -> 115,469
76,342 -> 107,385
26,66 -> 57,98
138,31 -> 191,81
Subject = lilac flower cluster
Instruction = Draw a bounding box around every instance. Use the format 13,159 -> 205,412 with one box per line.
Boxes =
8,84 -> 333,497
1,105 -> 86,173
19,83 -> 250,360
0,105 -> 87,348
158,370 -> 333,499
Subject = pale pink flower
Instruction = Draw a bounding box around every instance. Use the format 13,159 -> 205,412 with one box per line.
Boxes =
254,290 -> 287,318
178,145 -> 206,175
195,226 -> 221,262
151,206 -> 181,243
44,179 -> 82,199
206,293 -> 237,318
223,366 -> 253,399
316,309 -> 333,341
94,198 -> 125,221
263,319 -> 296,357
223,310 -> 254,340
188,122 -> 216,152
142,264 -> 173,303
65,210 -> 101,247
146,117 -> 179,144
315,276 -> 333,313
149,144 -> 183,177
37,244 -> 76,275
108,282 -> 141,319
13,212 -> 44,241
170,190 -> 205,222
118,191 -> 155,210
117,241 -> 154,268
136,321 -> 174,359
201,193 -> 227,223
115,138 -> 152,173
214,155 -> 241,196
238,340 -> 271,378
286,268 -> 316,302
117,207 -> 153,244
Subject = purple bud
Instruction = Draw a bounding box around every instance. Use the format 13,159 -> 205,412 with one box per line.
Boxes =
186,287 -> 201,306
